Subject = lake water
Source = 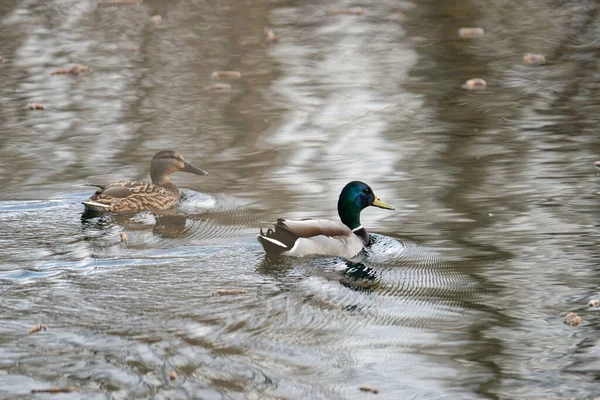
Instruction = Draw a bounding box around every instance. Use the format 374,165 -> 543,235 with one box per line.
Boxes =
0,0 -> 599,398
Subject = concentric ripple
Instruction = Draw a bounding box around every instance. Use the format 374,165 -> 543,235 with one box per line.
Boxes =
0,190 -> 491,399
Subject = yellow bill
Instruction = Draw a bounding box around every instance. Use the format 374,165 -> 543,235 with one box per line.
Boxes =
372,197 -> 395,210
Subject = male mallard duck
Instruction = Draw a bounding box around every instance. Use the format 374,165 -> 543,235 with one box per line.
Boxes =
82,150 -> 208,213
257,181 -> 394,259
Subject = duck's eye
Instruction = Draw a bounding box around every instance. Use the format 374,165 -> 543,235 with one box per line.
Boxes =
363,188 -> 370,194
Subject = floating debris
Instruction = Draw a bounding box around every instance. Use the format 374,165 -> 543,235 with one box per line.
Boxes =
27,103 -> 45,110
68,64 -> 89,75
595,161 -> 600,169
117,43 -> 139,52
327,8 -> 365,16
563,312 -> 581,327
50,64 -> 89,76
0,56 -> 3,62
390,11 -> 405,21
204,83 -> 231,92
212,289 -> 247,296
28,324 -> 47,334
169,371 -> 177,381
97,0 -> 142,7
359,385 -> 379,394
458,27 -> 485,39
264,27 -> 279,44
31,387 -> 79,393
211,71 -> 242,80
150,15 -> 162,24
588,299 -> 599,307
120,232 -> 128,244
462,78 -> 487,90
523,53 -> 546,65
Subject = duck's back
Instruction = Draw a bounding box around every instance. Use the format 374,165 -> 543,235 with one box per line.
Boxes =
257,218 -> 366,259
83,180 -> 179,213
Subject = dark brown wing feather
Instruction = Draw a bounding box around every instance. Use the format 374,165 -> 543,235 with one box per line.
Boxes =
100,186 -> 136,198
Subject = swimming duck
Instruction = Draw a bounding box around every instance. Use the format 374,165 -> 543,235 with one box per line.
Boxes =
82,150 -> 208,213
257,181 -> 394,259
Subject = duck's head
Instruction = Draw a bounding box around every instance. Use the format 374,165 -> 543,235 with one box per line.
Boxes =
337,181 -> 394,230
150,150 -> 208,185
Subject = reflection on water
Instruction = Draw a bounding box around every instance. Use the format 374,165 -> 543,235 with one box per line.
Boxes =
1,0 -> 600,398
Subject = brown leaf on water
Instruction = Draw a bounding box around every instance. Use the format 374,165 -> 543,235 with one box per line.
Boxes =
462,78 -> 487,90
71,64 -> 89,75
27,103 -> 45,110
28,324 -> 47,334
204,83 -> 231,92
327,8 -> 365,16
211,71 -> 242,80
212,289 -> 247,296
359,384 -> 379,394
169,371 -> 177,381
264,27 -> 279,44
523,53 -> 546,65
97,0 -> 142,7
563,312 -> 581,327
117,43 -> 139,52
51,65 -> 89,76
390,11 -> 405,21
458,27 -> 485,39
120,232 -> 128,244
51,68 -> 70,75
31,387 -> 79,393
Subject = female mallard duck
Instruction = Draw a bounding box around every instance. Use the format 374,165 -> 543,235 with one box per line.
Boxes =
257,181 -> 394,259
82,150 -> 208,213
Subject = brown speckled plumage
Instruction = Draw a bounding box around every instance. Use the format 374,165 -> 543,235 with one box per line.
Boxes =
83,150 -> 207,213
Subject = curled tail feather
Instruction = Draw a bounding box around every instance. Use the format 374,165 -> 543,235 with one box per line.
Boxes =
257,225 -> 298,254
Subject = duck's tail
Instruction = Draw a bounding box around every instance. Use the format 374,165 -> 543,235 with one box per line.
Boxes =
257,225 -> 297,255
82,200 -> 111,212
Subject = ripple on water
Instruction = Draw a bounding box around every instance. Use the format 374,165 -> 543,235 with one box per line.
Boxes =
290,237 -> 484,335
196,234 -> 490,398
0,190 -> 262,282
79,189 -> 265,248
0,194 -> 487,399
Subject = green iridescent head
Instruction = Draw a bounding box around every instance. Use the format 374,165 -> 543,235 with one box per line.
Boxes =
337,181 -> 395,230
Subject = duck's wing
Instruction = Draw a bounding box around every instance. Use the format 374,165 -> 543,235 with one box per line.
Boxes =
257,218 -> 363,259
82,181 -> 174,212
90,181 -> 171,198
279,218 -> 353,238
103,180 -> 160,194
97,185 -> 136,198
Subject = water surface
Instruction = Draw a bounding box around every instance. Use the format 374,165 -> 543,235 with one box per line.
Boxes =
1,0 -> 599,398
